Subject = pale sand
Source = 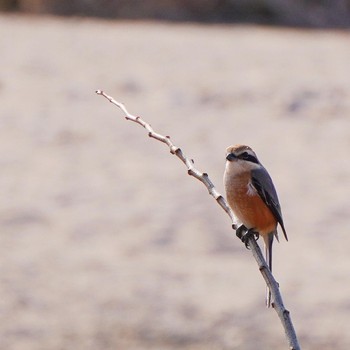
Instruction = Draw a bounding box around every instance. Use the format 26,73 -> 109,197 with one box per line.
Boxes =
0,14 -> 350,349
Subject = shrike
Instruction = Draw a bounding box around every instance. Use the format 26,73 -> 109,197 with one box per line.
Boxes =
224,144 -> 288,307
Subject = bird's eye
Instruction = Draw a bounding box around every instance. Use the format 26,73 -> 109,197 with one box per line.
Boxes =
240,152 -> 249,159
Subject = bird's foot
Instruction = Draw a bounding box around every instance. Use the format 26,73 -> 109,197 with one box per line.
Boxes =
236,225 -> 259,249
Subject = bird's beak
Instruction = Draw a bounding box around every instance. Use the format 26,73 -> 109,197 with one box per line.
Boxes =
226,153 -> 236,161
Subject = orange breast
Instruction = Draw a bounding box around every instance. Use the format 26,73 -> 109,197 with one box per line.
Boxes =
226,172 -> 277,235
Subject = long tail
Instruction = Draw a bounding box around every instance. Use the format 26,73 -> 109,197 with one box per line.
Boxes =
264,233 -> 274,308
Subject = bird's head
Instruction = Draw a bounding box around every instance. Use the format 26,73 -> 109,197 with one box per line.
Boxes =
225,144 -> 261,173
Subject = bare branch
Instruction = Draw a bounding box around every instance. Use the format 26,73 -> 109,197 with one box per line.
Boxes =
247,236 -> 301,350
95,90 -> 237,227
96,90 -> 301,350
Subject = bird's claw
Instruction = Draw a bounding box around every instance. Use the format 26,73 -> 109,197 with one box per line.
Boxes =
235,224 -> 247,240
236,225 -> 259,249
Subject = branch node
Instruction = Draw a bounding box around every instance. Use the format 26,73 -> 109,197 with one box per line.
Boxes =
174,148 -> 182,156
284,309 -> 291,317
168,145 -> 179,155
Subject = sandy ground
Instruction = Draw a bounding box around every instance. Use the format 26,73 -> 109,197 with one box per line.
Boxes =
0,14 -> 350,349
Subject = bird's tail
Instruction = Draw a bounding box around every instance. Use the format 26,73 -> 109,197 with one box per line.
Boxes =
264,232 -> 274,308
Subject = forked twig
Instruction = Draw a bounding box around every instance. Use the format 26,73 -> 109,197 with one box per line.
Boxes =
96,90 -> 301,350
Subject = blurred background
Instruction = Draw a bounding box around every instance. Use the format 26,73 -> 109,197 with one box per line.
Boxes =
0,1 -> 350,350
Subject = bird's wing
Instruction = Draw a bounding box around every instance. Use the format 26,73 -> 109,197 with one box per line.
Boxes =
251,167 -> 288,241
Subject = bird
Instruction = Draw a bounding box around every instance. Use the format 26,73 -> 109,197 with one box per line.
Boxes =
223,144 -> 288,307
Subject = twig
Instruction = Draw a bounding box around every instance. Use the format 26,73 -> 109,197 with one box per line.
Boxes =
95,90 -> 301,350
95,90 -> 236,227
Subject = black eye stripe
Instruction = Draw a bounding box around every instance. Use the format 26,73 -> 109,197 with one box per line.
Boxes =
238,152 -> 259,164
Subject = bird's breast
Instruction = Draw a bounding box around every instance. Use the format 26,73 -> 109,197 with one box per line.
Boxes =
224,171 -> 276,235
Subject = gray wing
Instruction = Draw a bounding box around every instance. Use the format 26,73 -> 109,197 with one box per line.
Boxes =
251,167 -> 288,241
